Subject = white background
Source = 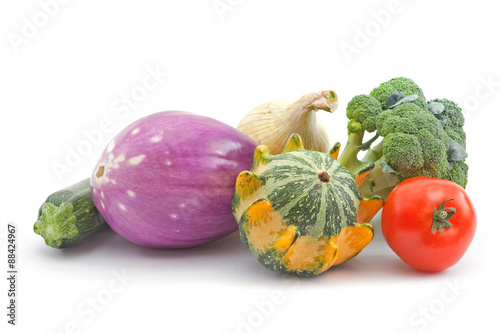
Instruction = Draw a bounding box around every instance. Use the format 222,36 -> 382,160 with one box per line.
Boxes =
1,1 -> 499,332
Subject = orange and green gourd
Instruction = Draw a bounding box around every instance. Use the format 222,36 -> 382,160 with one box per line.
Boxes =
232,134 -> 384,276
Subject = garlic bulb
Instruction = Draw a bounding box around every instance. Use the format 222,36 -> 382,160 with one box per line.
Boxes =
237,90 -> 338,154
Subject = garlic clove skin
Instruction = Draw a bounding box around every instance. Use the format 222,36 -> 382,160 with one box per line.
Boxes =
237,90 -> 338,154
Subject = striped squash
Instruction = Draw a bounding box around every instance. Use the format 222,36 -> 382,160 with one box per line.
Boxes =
232,134 -> 383,276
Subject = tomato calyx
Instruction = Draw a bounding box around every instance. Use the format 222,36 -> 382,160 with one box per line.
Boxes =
431,199 -> 456,234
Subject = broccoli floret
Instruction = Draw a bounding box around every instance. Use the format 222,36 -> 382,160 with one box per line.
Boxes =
418,130 -> 449,171
445,160 -> 468,188
369,77 -> 427,110
377,103 -> 450,174
346,94 -> 383,133
337,77 -> 469,200
377,103 -> 444,137
428,98 -> 466,148
383,132 -> 424,174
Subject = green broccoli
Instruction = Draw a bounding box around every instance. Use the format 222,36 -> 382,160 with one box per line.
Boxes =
369,76 -> 427,110
341,94 -> 383,171
337,77 -> 468,200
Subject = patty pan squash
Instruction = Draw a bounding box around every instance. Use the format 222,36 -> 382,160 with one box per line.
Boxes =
232,134 -> 383,276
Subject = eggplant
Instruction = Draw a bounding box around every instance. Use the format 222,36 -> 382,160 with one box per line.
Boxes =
90,111 -> 257,248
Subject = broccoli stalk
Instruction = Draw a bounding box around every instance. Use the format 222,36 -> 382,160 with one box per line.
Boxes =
337,77 -> 468,200
337,130 -> 365,172
338,127 -> 400,199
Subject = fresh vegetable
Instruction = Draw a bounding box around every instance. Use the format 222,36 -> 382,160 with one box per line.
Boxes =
91,111 -> 257,248
34,178 -> 108,248
337,77 -> 468,200
232,134 -> 383,276
237,90 -> 338,154
381,177 -> 476,272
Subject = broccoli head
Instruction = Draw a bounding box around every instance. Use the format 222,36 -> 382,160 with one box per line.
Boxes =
337,77 -> 468,200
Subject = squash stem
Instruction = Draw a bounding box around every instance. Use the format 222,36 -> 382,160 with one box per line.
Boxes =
33,178 -> 108,248
34,202 -> 79,248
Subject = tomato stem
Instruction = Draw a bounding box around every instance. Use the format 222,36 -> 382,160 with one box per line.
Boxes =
431,199 -> 456,233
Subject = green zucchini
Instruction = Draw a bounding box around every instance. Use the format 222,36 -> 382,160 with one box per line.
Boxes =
34,178 -> 108,248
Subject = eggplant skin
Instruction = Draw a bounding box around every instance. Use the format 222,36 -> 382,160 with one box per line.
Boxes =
34,178 -> 108,249
90,111 -> 258,248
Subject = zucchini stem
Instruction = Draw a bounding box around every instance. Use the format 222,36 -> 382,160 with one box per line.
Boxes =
34,202 -> 79,248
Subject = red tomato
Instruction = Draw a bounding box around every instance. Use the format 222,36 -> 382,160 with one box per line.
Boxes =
381,177 -> 476,272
